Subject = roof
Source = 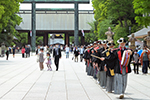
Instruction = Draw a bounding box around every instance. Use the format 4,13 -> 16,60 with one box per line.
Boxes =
128,26 -> 150,38
23,0 -> 89,3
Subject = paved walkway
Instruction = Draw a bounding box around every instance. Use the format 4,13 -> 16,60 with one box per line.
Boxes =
0,53 -> 150,100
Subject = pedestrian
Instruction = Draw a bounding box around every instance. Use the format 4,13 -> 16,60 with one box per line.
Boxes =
133,49 -> 140,74
53,44 -> 62,71
46,52 -> 52,71
5,48 -> 9,60
28,45 -> 30,57
65,45 -> 69,58
21,47 -> 25,58
36,45 -> 41,62
74,47 -> 79,62
140,46 -> 150,74
71,46 -> 73,53
9,46 -> 11,54
12,45 -> 16,58
49,45 -> 53,54
79,45 -> 84,62
25,45 -> 28,58
39,48 -> 44,71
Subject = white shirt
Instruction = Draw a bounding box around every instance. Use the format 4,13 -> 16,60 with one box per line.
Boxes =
65,47 -> 70,52
80,48 -> 84,54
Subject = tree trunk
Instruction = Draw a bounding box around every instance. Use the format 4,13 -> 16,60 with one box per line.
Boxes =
119,17 -> 123,27
124,16 -> 128,27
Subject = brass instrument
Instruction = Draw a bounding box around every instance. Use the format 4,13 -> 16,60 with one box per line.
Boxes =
91,54 -> 101,60
102,48 -> 120,54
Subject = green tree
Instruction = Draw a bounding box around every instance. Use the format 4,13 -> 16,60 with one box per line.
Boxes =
0,0 -> 23,32
97,18 -> 115,40
107,0 -> 135,27
133,0 -> 150,27
84,21 -> 98,44
13,32 -> 28,47
0,14 -> 23,46
0,0 -> 23,46
36,36 -> 43,46
114,24 -> 128,47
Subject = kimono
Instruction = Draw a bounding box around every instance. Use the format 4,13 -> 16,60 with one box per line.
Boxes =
114,47 -> 132,94
104,49 -> 118,92
99,47 -> 109,88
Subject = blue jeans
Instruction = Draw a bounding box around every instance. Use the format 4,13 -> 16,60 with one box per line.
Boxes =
66,52 -> 69,58
142,61 -> 149,73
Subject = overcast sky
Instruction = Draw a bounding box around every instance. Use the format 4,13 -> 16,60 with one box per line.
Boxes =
20,0 -> 93,10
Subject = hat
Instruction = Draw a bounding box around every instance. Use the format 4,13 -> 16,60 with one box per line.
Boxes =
90,44 -> 93,46
117,38 -> 126,44
93,41 -> 97,44
98,40 -> 102,44
107,41 -> 115,47
102,40 -> 108,44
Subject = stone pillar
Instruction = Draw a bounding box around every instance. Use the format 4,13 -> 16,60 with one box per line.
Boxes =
31,2 -> 36,52
81,35 -> 85,45
28,31 -> 31,45
43,33 -> 48,46
65,33 -> 69,46
74,3 -> 79,46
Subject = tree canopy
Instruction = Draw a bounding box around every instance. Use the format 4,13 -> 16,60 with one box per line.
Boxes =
0,0 -> 23,46
89,0 -> 143,45
133,0 -> 150,27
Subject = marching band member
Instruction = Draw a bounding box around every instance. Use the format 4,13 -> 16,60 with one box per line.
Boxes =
114,38 -> 133,99
88,44 -> 94,76
99,40 -> 109,88
92,41 -> 100,79
96,40 -> 103,84
84,45 -> 91,74
100,41 -> 117,93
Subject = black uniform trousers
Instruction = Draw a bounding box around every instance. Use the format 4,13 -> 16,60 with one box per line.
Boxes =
54,55 -> 60,71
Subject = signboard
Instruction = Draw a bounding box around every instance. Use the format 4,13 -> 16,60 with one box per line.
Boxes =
23,0 -> 89,3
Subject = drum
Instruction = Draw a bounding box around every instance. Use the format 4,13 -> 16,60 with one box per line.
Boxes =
121,50 -> 130,67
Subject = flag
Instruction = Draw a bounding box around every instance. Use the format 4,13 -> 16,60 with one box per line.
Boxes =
30,31 -> 32,37
81,29 -> 84,37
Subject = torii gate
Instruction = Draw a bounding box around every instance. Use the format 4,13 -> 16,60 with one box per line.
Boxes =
22,0 -> 89,51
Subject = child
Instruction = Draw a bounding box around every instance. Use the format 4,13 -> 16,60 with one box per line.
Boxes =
46,52 -> 52,71
39,48 -> 44,71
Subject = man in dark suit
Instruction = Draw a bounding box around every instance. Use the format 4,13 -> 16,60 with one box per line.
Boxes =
53,44 -> 62,71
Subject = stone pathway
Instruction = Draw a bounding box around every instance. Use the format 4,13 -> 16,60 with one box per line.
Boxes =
0,53 -> 150,100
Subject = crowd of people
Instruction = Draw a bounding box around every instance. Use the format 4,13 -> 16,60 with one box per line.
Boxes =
1,38 -> 150,99
83,38 -> 150,99
0,44 -> 31,60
